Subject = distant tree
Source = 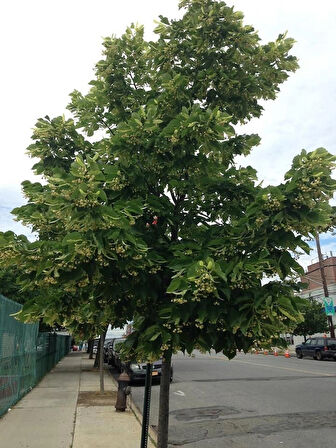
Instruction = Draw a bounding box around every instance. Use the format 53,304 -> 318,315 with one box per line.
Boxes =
292,298 -> 329,341
0,265 -> 26,303
0,265 -> 61,332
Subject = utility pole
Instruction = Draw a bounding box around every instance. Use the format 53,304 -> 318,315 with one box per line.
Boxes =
315,233 -> 335,338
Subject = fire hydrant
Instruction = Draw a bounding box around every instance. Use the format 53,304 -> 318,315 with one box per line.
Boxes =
115,370 -> 131,412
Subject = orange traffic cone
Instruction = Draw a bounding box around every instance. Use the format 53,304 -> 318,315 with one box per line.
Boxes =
284,350 -> 290,358
263,349 -> 268,355
274,349 -> 278,356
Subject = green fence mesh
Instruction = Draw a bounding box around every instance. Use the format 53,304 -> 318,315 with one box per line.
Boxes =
35,333 -> 71,383
0,294 -> 71,416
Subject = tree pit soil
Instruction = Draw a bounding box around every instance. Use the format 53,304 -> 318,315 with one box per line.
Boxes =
77,390 -> 117,407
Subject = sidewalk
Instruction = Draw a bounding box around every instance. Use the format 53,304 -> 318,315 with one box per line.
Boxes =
0,352 -> 155,448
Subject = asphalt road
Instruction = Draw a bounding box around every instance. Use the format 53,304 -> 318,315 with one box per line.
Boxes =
125,352 -> 336,448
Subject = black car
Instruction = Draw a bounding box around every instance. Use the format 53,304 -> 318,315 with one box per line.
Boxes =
107,337 -> 125,368
103,338 -> 114,363
295,337 -> 336,360
125,360 -> 173,383
106,340 -> 115,365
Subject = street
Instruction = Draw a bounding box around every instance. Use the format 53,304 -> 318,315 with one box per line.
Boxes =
126,352 -> 336,447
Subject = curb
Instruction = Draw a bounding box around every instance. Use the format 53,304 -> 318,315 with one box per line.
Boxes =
107,368 -> 157,447
128,395 -> 158,447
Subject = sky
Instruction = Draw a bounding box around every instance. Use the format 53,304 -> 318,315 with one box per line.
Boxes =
0,0 -> 335,266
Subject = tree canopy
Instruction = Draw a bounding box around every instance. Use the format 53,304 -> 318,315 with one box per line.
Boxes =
0,0 -> 335,359
292,298 -> 329,341
0,265 -> 27,304
2,2 -> 336,445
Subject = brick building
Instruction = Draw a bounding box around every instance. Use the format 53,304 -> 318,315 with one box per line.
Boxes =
301,256 -> 336,292
299,254 -> 336,328
285,254 -> 336,346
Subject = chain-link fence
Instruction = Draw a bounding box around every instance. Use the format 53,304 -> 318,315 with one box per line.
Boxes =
35,332 -> 71,383
0,294 -> 71,416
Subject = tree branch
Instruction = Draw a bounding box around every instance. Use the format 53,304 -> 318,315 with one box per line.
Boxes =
169,189 -> 177,204
197,212 -> 222,225
129,72 -> 138,91
98,116 -> 115,135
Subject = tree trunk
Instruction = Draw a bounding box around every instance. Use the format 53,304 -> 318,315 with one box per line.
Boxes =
94,340 -> 100,368
99,332 -> 105,393
157,351 -> 172,448
304,335 -> 307,342
88,339 -> 94,359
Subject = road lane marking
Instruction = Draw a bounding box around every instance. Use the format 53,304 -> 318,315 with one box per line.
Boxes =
174,390 -> 185,396
209,356 -> 335,377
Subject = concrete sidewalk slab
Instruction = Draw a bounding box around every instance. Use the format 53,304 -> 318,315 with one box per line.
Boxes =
15,387 -> 78,409
0,352 -> 156,448
37,369 -> 80,389
72,407 -> 150,448
79,358 -> 116,392
73,356 -> 155,447
0,406 -> 76,448
0,352 -> 82,448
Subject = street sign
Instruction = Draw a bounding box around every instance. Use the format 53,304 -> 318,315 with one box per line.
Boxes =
323,297 -> 335,316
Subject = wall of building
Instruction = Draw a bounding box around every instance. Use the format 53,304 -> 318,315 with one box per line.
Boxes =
296,280 -> 336,343
301,256 -> 336,291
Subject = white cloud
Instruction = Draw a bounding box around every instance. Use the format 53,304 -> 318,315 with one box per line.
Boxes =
0,186 -> 33,237
1,0 -> 335,262
227,0 -> 336,185
0,0 -> 182,233
297,234 -> 336,270
0,1 -> 182,191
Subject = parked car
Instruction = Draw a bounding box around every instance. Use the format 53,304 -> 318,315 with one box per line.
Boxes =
106,337 -> 174,383
113,338 -> 127,371
124,360 -> 174,383
103,338 -> 115,363
92,338 -> 99,354
106,340 -> 115,365
295,337 -> 336,360
107,338 -> 125,368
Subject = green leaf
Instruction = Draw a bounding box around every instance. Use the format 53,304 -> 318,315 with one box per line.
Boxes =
149,332 -> 161,341
62,232 -> 83,245
98,190 -> 107,201
214,263 -> 227,281
278,307 -> 298,321
167,277 -> 183,293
